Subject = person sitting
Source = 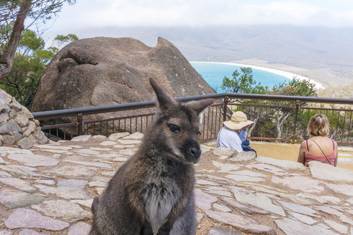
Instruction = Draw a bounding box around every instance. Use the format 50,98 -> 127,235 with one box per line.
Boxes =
298,114 -> 337,166
217,111 -> 256,153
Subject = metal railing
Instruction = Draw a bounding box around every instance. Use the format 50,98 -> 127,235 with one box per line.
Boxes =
33,93 -> 353,144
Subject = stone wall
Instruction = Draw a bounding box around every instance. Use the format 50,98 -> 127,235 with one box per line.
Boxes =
0,89 -> 48,149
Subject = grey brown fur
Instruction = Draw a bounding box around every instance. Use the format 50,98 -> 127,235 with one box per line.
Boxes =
90,78 -> 213,235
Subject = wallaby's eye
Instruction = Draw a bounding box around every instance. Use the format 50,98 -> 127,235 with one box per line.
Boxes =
167,123 -> 181,134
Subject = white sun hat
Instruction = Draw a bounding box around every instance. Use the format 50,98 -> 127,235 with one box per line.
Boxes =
223,111 -> 254,131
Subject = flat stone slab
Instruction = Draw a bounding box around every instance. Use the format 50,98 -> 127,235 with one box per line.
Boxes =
226,170 -> 266,182
325,183 -> 353,197
32,200 -> 90,222
0,177 -> 35,192
0,189 -> 44,209
309,161 -> 353,183
324,219 -> 349,234
232,189 -> 285,216
91,135 -> 107,142
118,139 -> 141,145
0,135 -> 352,234
275,218 -> 337,235
71,135 -> 91,142
195,189 -> 218,211
99,141 -> 116,146
7,153 -> 59,167
212,161 -> 240,172
0,164 -> 38,177
213,148 -> 235,158
35,184 -> 90,200
228,152 -> 256,162
248,163 -> 286,176
122,132 -> 144,140
272,176 -> 324,193
205,210 -> 274,234
108,132 -> 130,141
5,208 -> 69,230
289,212 -> 317,225
256,156 -> 305,170
68,222 -> 91,235
278,200 -> 317,217
48,165 -> 96,177
208,227 -> 241,235
18,229 -> 49,235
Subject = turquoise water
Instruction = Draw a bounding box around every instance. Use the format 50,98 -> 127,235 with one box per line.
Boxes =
191,62 -> 288,92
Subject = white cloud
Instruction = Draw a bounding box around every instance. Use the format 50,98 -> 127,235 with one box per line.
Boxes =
42,0 -> 353,38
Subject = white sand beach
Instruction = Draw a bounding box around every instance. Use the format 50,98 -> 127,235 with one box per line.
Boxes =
192,61 -> 325,90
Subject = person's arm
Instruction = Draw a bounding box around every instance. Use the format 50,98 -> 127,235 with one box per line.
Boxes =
297,142 -> 306,165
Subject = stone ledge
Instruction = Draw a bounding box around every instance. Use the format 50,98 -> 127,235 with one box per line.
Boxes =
0,134 -> 352,234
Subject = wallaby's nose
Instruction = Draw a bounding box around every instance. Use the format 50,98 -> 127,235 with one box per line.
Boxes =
188,147 -> 201,160
183,140 -> 201,163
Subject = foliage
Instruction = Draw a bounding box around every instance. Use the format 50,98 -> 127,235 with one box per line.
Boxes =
0,29 -> 78,107
223,68 -> 320,141
222,67 -> 317,97
0,0 -> 76,30
0,0 -> 75,78
54,34 -> 79,43
222,67 -> 268,94
272,78 -> 317,96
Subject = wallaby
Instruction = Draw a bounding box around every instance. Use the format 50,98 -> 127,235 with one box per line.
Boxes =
89,78 -> 213,235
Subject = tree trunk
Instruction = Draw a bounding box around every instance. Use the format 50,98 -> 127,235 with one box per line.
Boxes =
248,114 -> 259,137
276,112 -> 291,140
0,0 -> 32,79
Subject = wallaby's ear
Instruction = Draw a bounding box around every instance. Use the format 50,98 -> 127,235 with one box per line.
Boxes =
185,98 -> 214,115
149,78 -> 178,112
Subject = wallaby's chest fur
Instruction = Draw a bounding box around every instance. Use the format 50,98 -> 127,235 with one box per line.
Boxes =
139,157 -> 185,234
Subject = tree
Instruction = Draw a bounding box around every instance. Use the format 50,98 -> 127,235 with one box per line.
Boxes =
222,68 -> 319,141
222,67 -> 268,94
270,79 -> 317,139
0,0 -> 32,78
222,67 -> 268,137
272,78 -> 317,96
0,30 -> 78,107
0,0 -> 75,79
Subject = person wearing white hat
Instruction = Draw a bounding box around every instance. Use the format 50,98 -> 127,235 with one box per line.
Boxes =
217,111 -> 255,152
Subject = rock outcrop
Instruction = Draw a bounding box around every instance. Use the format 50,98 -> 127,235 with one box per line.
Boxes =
32,37 -> 214,112
0,90 -> 48,148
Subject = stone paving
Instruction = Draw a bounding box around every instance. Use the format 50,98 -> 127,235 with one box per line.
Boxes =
0,132 -> 353,234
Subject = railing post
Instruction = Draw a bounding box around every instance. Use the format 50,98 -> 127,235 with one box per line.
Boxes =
223,96 -> 229,122
293,101 -> 300,140
77,113 -> 84,136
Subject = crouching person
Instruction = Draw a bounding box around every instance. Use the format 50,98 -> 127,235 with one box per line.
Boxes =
217,111 -> 256,156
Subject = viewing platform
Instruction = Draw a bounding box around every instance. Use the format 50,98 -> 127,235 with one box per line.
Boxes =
0,133 -> 353,234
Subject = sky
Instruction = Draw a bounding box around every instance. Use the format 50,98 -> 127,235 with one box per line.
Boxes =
42,0 -> 353,38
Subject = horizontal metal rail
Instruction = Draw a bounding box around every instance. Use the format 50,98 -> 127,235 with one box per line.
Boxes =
33,93 -> 353,119
32,93 -> 224,119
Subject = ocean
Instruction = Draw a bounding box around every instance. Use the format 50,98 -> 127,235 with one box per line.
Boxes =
191,61 -> 289,92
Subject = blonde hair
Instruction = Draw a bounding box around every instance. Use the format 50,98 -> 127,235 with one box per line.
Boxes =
307,114 -> 330,137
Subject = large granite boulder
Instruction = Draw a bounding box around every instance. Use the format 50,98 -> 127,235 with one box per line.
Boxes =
0,90 -> 48,148
32,37 -> 214,112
